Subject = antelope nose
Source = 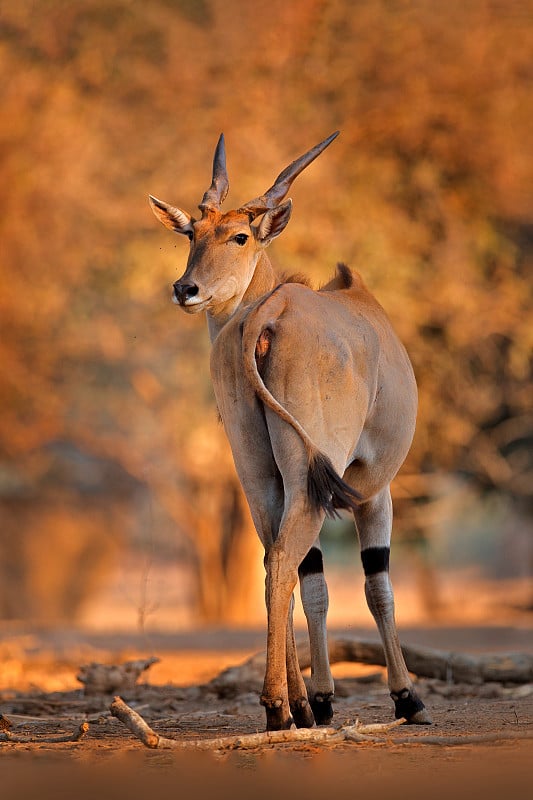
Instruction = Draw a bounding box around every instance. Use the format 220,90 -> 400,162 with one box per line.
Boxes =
173,282 -> 199,305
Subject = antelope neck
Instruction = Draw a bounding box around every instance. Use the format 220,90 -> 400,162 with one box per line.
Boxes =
206,252 -> 277,342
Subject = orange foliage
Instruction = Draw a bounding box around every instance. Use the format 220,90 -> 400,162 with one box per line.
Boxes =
0,0 -> 531,621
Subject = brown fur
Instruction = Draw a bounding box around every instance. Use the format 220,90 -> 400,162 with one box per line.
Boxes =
151,133 -> 430,731
278,271 -> 313,287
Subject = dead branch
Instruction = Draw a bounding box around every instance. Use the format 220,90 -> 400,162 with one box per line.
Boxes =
324,638 -> 533,684
109,696 -> 405,749
110,697 -> 533,751
77,657 -> 160,695
208,637 -> 533,696
0,721 -> 89,744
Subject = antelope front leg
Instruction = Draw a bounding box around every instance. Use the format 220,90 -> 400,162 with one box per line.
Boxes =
262,501 -> 324,731
261,545 -> 297,730
285,594 -> 315,728
355,487 -> 431,724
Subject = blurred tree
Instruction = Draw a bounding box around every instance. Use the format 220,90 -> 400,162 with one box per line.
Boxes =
0,0 -> 531,622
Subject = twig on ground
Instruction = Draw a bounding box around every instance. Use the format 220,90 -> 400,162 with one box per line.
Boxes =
110,697 -> 533,751
0,721 -> 89,744
109,696 -> 405,749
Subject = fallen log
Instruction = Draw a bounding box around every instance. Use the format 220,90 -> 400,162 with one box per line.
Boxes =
208,636 -> 533,697
321,638 -> 533,684
77,657 -> 160,695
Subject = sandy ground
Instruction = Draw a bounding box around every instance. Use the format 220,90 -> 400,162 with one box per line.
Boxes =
1,623 -> 532,799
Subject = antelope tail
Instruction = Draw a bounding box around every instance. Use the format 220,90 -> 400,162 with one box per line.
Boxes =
241,288 -> 361,518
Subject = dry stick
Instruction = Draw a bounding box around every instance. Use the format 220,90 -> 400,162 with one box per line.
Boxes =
109,697 -> 405,750
110,698 -> 533,750
0,722 -> 89,744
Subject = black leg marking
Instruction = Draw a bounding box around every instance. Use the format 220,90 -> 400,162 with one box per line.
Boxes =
361,546 -> 390,576
310,692 -> 334,726
298,546 -> 324,579
391,688 -> 431,724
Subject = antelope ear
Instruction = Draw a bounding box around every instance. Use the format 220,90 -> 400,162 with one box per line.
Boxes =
256,200 -> 292,246
148,195 -> 193,236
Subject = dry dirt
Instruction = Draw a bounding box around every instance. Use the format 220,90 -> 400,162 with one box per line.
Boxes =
1,625 -> 532,800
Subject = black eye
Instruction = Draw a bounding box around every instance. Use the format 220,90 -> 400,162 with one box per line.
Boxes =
234,233 -> 248,246
186,231 -> 193,242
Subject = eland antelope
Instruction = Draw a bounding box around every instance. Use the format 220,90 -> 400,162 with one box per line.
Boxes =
149,132 -> 431,730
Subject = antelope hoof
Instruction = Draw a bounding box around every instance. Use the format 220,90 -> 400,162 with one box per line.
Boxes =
260,696 -> 293,731
391,688 -> 432,725
310,692 -> 334,726
290,696 -> 315,729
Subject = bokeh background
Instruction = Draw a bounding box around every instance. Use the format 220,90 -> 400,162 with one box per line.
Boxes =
1,0 -> 531,633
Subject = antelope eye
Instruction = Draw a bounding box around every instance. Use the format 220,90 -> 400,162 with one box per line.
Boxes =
233,233 -> 249,246
186,231 -> 193,242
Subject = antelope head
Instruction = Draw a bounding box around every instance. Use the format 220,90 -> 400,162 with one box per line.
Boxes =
149,131 -> 339,322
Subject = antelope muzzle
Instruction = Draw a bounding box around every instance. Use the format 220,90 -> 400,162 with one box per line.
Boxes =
173,281 -> 199,306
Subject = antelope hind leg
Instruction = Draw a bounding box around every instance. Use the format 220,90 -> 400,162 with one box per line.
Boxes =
355,487 -> 432,724
299,544 -> 335,725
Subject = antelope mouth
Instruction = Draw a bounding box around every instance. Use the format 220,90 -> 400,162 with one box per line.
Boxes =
173,294 -> 212,313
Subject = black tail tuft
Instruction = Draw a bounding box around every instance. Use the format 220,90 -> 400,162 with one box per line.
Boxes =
307,452 -> 362,518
